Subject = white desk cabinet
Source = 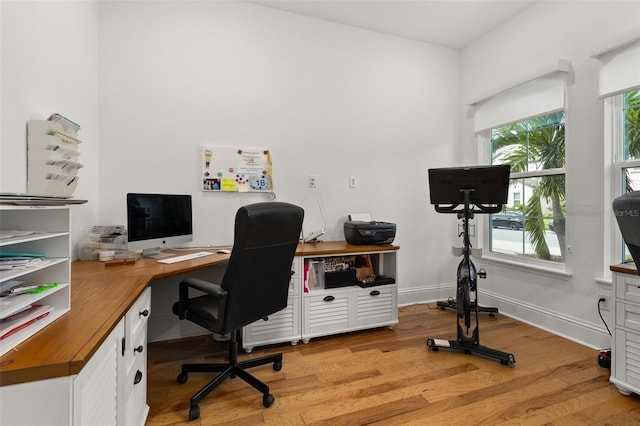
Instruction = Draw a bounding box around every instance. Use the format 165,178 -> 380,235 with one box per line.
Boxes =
242,243 -> 398,351
0,318 -> 123,425
611,268 -> 640,396
0,289 -> 150,425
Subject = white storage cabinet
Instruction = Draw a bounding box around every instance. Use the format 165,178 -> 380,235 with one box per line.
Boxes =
242,246 -> 398,351
612,269 -> 640,396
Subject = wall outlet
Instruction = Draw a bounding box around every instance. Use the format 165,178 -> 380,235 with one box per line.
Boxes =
309,175 -> 317,188
349,175 -> 357,188
598,295 -> 610,311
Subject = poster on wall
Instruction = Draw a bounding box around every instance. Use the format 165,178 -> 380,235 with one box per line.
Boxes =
201,145 -> 273,193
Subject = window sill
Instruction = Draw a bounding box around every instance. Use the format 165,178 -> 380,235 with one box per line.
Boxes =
479,253 -> 572,280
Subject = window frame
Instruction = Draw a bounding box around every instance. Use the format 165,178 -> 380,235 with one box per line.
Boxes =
607,91 -> 640,271
477,113 -> 570,278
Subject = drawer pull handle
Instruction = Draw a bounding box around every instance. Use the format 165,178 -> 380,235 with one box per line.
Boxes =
323,295 -> 335,302
134,345 -> 144,353
134,370 -> 143,385
139,309 -> 149,317
370,290 -> 380,296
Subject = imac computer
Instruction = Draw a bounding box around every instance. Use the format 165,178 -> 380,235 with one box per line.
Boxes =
126,193 -> 193,258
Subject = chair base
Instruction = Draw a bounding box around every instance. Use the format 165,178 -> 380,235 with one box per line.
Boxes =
176,332 -> 282,421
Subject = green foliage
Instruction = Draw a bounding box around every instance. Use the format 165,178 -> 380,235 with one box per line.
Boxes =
491,112 -> 566,261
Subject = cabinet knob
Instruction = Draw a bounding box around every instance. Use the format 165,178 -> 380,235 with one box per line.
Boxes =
134,345 -> 144,353
323,295 -> 335,302
370,290 -> 380,296
139,309 -> 149,317
134,370 -> 143,385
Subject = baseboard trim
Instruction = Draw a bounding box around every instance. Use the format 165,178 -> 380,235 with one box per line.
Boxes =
398,284 -> 611,350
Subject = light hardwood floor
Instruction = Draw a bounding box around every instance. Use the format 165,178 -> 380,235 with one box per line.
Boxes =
146,303 -> 640,425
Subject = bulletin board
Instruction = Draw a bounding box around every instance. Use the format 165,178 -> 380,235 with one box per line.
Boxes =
201,145 -> 273,193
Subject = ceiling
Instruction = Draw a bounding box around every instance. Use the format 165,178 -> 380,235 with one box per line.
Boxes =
247,0 -> 536,50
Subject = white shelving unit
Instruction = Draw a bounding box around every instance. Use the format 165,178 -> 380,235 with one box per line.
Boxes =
0,205 -> 71,356
242,246 -> 398,352
301,250 -> 398,344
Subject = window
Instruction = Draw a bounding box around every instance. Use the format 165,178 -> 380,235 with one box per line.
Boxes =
612,89 -> 640,263
488,111 -> 566,263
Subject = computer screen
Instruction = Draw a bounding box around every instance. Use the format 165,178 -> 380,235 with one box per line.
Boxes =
428,165 -> 510,212
613,191 -> 640,270
126,193 -> 193,258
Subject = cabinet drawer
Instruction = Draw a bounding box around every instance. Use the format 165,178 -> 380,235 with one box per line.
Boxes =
616,301 -> 640,332
616,274 -> 640,304
354,286 -> 397,327
304,291 -> 349,335
124,323 -> 147,376
126,287 -> 151,339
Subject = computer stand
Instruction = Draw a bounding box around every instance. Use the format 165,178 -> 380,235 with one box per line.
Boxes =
426,188 -> 515,367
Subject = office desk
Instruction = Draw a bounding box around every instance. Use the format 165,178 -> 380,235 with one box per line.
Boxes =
0,242 -> 398,425
0,250 -> 230,386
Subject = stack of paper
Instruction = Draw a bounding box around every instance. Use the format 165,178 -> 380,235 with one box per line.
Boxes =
0,256 -> 43,270
0,304 -> 53,340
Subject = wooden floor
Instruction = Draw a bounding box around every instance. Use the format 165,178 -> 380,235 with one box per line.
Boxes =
146,303 -> 640,425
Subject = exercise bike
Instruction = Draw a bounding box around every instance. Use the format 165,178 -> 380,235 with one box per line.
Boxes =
425,165 -> 515,367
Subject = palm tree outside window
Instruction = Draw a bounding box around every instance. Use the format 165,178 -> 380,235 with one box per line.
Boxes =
617,90 -> 640,262
489,111 -> 566,263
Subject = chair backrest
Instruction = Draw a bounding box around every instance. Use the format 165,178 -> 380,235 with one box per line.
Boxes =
219,202 -> 304,333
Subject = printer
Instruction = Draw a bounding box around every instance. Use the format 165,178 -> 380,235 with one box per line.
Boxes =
344,220 -> 396,245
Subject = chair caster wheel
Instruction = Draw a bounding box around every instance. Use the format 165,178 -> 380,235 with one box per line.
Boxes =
177,372 -> 188,384
189,405 -> 200,420
263,393 -> 275,407
426,339 -> 438,351
273,360 -> 282,371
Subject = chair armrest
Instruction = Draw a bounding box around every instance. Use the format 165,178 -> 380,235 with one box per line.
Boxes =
176,278 -> 228,320
181,277 -> 226,296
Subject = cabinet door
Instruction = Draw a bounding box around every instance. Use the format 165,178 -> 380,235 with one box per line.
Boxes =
242,258 -> 302,351
613,329 -> 640,393
243,295 -> 300,352
73,318 -> 124,426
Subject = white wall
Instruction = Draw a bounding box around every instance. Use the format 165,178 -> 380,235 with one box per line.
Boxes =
0,0 -> 100,258
4,0 -> 630,349
461,0 -> 640,349
96,1 -> 462,296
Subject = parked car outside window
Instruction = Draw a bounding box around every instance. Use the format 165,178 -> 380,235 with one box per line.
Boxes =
491,211 -> 524,230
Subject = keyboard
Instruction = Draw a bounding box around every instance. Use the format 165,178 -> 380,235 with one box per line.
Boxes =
157,251 -> 215,264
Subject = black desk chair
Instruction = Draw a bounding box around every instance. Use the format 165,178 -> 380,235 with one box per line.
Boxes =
172,202 -> 304,420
